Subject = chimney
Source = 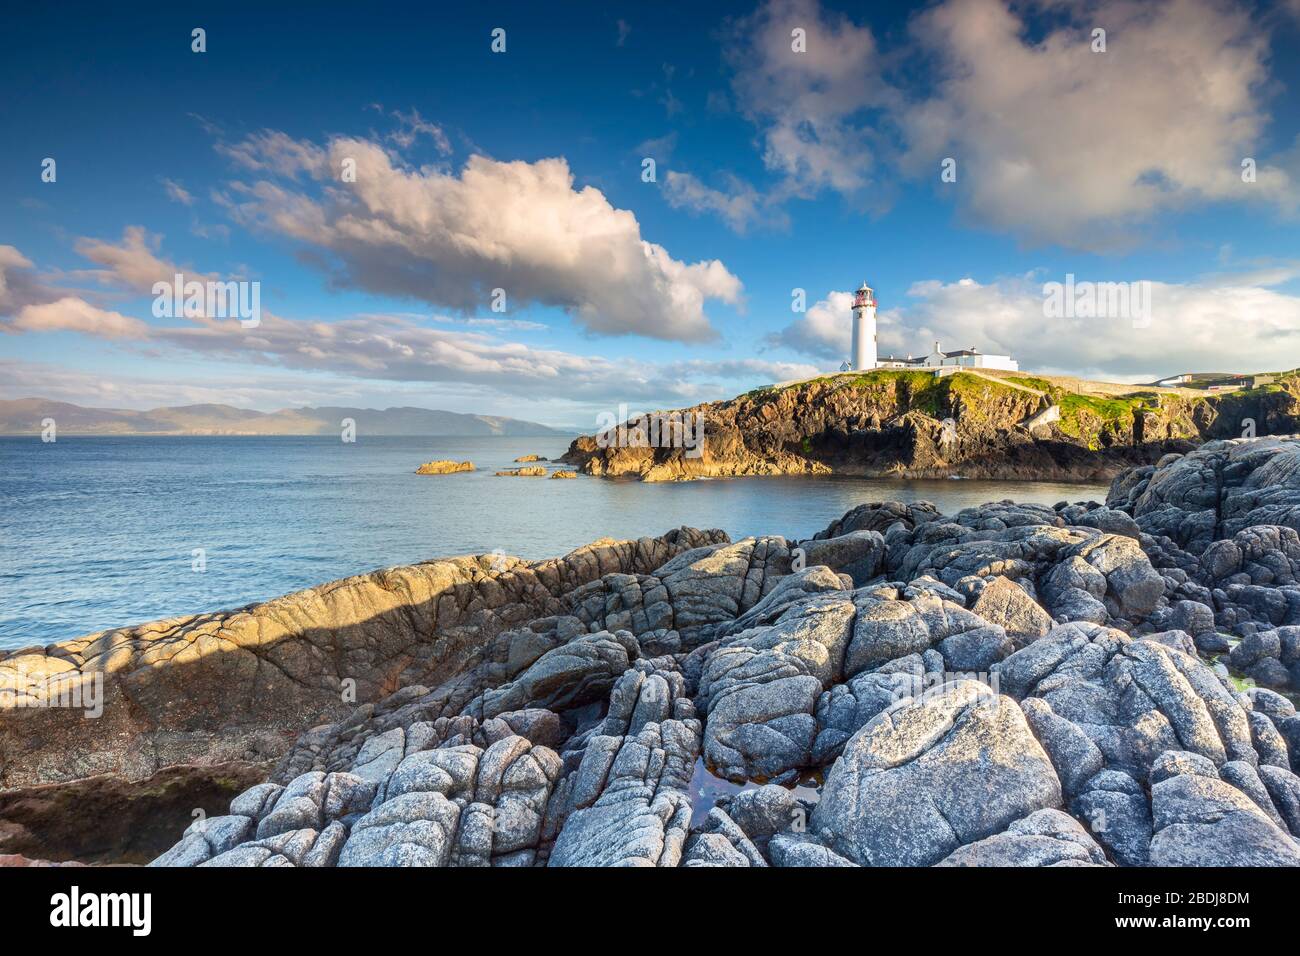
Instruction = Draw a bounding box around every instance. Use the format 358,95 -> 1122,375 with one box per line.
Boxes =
934,341 -> 941,353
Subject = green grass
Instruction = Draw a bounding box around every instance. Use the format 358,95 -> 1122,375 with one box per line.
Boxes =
1227,382 -> 1286,399
1005,375 -> 1055,393
769,369 -> 949,414
1226,671 -> 1256,693
742,369 -> 1300,450
1058,393 -> 1151,420
789,369 -> 1042,419
852,369 -> 948,415
1054,393 -> 1159,448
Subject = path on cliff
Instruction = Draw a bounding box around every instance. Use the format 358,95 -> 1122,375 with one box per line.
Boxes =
963,369 -> 1047,397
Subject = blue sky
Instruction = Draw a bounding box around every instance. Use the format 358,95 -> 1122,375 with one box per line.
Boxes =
2,0 -> 1299,427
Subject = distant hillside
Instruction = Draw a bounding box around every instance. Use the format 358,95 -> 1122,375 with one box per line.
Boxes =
0,399 -> 566,437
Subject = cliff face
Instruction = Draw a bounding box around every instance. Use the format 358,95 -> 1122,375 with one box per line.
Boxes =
563,370 -> 1300,482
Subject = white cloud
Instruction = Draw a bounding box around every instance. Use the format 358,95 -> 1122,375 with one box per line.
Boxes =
216,129 -> 329,177
635,132 -> 677,163
161,178 -> 195,205
0,358 -> 376,410
764,290 -> 856,361
73,226 -> 218,292
897,271 -> 1300,378
2,301 -> 811,409
8,297 -> 148,339
663,171 -> 783,233
771,270 -> 1300,379
0,245 -> 46,313
658,357 -> 820,389
0,247 -> 148,343
664,0 -> 894,234
724,0 -> 896,200
0,239 -> 774,411
431,315 -> 549,332
903,0 -> 1298,248
1,245 -> 149,339
696,0 -> 1297,246
387,108 -> 452,153
145,307 -> 784,403
216,133 -> 741,342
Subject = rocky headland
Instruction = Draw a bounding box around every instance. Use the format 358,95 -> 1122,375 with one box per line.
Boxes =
5,435 -> 1300,867
562,368 -> 1300,482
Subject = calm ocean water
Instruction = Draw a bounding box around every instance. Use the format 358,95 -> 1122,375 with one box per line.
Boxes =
0,436 -> 1111,649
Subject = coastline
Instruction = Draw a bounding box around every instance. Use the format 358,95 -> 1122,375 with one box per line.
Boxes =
0,433 -> 1108,647
0,528 -> 724,860
5,436 -> 1300,867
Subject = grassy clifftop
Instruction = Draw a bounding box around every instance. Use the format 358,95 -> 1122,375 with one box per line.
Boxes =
763,367 -> 1300,448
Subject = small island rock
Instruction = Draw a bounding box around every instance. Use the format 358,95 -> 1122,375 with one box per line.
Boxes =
415,460 -> 475,475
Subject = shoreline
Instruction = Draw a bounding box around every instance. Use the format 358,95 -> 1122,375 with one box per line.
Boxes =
5,436 -> 1300,867
2,468 -> 1115,654
2,443 -> 1110,651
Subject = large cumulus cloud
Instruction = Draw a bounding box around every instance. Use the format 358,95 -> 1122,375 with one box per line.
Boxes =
216,134 -> 742,342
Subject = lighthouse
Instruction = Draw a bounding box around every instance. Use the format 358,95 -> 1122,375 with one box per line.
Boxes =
851,281 -> 876,371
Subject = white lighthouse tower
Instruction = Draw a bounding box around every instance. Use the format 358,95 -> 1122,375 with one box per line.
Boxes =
851,281 -> 877,371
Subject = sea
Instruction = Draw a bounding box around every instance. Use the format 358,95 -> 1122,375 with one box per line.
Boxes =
0,435 -> 1111,649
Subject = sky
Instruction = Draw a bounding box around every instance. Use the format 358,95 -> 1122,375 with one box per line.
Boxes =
2,0 -> 1300,428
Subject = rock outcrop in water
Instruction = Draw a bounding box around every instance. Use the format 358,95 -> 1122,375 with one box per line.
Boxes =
128,434 -> 1300,868
415,460 -> 475,475
562,369 -> 1300,482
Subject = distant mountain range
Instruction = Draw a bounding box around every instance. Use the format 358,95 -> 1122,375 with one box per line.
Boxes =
0,398 -> 567,437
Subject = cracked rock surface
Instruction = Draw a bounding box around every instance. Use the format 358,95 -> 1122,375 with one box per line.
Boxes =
14,436 -> 1300,867
129,438 -> 1300,867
